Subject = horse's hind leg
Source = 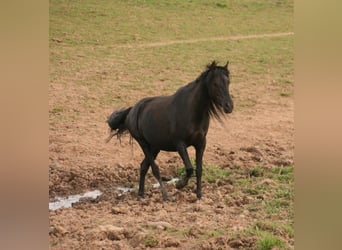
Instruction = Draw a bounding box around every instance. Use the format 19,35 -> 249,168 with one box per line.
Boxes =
138,149 -> 159,198
138,141 -> 168,200
150,157 -> 168,200
138,158 -> 150,198
176,144 -> 194,189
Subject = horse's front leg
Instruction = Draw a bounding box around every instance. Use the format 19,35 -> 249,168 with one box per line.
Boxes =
176,143 -> 193,189
195,139 -> 206,199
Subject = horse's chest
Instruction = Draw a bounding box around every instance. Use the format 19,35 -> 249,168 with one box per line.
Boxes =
183,124 -> 208,145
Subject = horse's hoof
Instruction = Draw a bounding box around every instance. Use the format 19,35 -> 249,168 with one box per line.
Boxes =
176,179 -> 186,189
162,196 -> 170,202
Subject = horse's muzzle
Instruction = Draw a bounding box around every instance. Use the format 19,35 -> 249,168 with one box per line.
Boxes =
223,102 -> 233,113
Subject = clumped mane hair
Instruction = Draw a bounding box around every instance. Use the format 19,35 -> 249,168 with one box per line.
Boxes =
197,61 -> 229,121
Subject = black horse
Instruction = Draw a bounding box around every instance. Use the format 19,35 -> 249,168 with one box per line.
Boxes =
107,61 -> 233,200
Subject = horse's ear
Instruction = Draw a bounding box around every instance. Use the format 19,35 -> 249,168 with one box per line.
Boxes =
225,60 -> 229,68
207,61 -> 217,70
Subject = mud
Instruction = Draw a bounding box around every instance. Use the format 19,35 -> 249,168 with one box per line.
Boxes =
49,101 -> 294,249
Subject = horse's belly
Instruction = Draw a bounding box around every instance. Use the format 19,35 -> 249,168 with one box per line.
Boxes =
143,135 -> 178,152
159,145 -> 178,152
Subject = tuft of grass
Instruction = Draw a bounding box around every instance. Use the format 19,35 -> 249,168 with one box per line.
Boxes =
167,226 -> 202,237
50,106 -> 64,114
280,90 -> 291,97
270,165 -> 294,183
207,228 -> 225,238
142,224 -> 157,230
265,199 -> 289,215
215,2 -> 227,8
231,222 -> 287,250
244,187 -> 261,195
255,221 -> 294,239
181,228 -> 192,236
256,234 -> 285,250
143,234 -> 159,248
204,165 -> 231,183
249,165 -> 264,177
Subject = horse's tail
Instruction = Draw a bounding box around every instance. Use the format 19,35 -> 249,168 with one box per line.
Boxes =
105,107 -> 132,143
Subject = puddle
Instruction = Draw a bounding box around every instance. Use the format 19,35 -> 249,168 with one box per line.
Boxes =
117,187 -> 135,197
152,177 -> 179,188
49,190 -> 102,211
50,178 -> 180,210
117,178 -> 180,196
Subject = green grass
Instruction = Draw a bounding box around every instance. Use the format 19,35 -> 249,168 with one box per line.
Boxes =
249,165 -> 265,177
231,221 -> 289,250
50,0 -> 293,116
229,164 -> 294,248
50,0 -> 292,47
143,234 -> 159,247
255,220 -> 294,239
271,165 -> 294,183
257,234 -> 285,250
206,227 -> 226,238
280,90 -> 291,97
50,106 -> 64,115
176,161 -> 231,184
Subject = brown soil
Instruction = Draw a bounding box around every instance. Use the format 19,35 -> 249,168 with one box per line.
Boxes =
49,63 -> 293,249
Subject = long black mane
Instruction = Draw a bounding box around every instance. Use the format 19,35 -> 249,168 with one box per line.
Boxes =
196,60 -> 230,120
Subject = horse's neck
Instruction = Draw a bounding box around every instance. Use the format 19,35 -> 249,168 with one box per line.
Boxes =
188,80 -> 211,120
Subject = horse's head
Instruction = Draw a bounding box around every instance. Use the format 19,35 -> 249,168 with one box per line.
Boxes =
205,61 -> 234,114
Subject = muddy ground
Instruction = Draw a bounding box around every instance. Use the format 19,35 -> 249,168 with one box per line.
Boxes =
49,72 -> 293,249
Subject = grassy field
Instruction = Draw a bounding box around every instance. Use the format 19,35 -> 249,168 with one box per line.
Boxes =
50,0 -> 293,110
50,0 -> 293,249
50,0 -> 292,45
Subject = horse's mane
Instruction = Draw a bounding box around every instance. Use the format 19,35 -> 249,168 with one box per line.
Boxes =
196,61 -> 229,121
196,61 -> 228,81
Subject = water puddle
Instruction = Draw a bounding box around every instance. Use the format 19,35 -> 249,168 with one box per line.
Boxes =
49,178 -> 180,210
152,177 -> 179,188
49,190 -> 102,211
117,187 -> 135,197
116,178 -> 179,196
